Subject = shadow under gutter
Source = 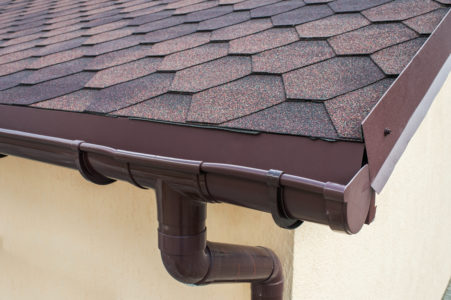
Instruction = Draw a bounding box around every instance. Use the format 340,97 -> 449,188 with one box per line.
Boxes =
0,127 -> 374,300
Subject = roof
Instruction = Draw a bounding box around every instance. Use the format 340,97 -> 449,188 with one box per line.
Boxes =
0,0 -> 449,142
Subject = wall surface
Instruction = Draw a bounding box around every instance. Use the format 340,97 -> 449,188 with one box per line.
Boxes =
292,73 -> 451,299
0,157 -> 293,300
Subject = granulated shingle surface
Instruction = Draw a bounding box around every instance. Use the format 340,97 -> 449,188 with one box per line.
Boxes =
252,41 -> 335,74
159,42 -> 228,71
22,57 -> 92,84
363,0 -> 441,22
272,5 -> 333,26
113,93 -> 192,122
211,18 -> 272,41
283,57 -> 384,100
296,13 -> 370,38
329,0 -> 391,12
403,8 -> 448,34
250,0 -> 305,18
85,57 -> 162,88
229,28 -> 298,54
371,38 -> 427,75
224,102 -> 338,139
170,56 -> 251,92
0,0 -> 448,142
188,75 -> 285,123
328,23 -> 417,55
198,11 -> 250,31
326,79 -> 394,138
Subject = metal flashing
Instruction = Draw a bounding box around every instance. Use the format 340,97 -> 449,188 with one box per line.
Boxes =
372,55 -> 451,192
362,11 -> 451,192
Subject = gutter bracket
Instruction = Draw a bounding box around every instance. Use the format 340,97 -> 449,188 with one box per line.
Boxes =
73,141 -> 116,185
197,164 -> 215,203
267,169 -> 303,230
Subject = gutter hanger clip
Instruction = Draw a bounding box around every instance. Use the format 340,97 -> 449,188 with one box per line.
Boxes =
266,169 -> 303,230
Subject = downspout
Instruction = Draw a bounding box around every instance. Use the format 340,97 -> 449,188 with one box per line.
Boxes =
0,128 -> 375,299
157,180 -> 283,299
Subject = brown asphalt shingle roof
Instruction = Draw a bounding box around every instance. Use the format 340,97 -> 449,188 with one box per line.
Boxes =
0,0 -> 449,141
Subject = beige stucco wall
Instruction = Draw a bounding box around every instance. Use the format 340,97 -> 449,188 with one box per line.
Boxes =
0,157 -> 293,300
292,73 -> 451,299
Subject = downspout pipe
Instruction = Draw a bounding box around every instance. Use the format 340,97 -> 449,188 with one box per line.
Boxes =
157,180 -> 283,299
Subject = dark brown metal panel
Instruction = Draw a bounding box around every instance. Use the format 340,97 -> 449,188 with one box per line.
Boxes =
362,11 -> 451,192
0,105 -> 364,184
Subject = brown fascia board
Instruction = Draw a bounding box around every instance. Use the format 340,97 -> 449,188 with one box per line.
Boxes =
0,105 -> 364,185
363,11 -> 451,193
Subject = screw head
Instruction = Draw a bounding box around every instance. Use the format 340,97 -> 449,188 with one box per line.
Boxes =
384,128 -> 391,136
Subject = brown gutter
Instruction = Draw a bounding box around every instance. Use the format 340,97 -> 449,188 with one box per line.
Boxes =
0,127 -> 373,233
0,127 -> 373,298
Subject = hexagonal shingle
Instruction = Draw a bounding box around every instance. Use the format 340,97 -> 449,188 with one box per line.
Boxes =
85,73 -> 174,113
83,28 -> 134,45
229,28 -> 299,55
147,32 -> 211,56
224,102 -> 338,138
159,43 -> 229,71
271,5 -> 333,26
198,11 -> 250,31
234,0 -> 279,11
170,56 -> 252,92
184,5 -> 233,23
325,79 -> 394,139
22,58 -> 92,85
211,18 -> 272,41
252,41 -> 335,74
0,72 -> 93,105
250,0 -> 305,18
329,0 -> 391,12
328,23 -> 417,55
188,75 -> 285,124
86,45 -> 153,71
114,94 -> 192,123
371,38 -> 427,75
32,90 -> 95,112
403,8 -> 448,34
283,57 -> 385,100
85,57 -> 163,88
142,23 -> 198,44
362,0 -> 441,22
296,13 -> 370,38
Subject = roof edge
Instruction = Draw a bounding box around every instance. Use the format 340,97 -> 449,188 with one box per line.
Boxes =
362,10 -> 451,193
0,104 -> 364,185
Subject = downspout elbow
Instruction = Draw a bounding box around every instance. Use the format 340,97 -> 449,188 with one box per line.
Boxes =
158,229 -> 210,284
251,248 -> 284,300
156,180 -> 284,299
